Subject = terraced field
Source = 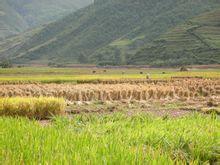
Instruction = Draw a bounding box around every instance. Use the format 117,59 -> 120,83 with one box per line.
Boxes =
131,9 -> 220,66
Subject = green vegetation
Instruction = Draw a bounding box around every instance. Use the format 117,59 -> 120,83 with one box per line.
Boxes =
0,59 -> 12,68
0,97 -> 65,119
0,27 -> 43,59
0,0 -> 92,39
0,0 -> 28,38
0,67 -> 219,84
0,113 -> 219,164
1,0 -> 219,66
131,10 -> 220,66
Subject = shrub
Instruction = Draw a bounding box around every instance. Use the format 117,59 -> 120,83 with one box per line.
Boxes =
0,97 -> 66,119
180,66 -> 188,72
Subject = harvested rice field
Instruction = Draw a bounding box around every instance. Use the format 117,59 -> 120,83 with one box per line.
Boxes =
0,79 -> 219,102
0,67 -> 220,164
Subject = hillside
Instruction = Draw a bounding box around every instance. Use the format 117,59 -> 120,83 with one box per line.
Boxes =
0,0 -> 92,39
0,0 -> 220,66
129,10 -> 220,66
0,0 -> 28,38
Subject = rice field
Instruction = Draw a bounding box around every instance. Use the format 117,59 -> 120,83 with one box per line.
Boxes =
1,113 -> 219,164
0,67 -> 219,84
0,67 -> 219,164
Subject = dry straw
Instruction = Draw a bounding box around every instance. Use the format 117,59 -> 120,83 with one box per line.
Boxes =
0,79 -> 219,102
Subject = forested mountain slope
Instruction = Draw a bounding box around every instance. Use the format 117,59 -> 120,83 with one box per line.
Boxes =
0,0 -> 220,66
0,0 -> 92,39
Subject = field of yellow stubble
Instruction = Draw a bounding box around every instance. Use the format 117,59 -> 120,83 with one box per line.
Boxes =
1,79 -> 219,102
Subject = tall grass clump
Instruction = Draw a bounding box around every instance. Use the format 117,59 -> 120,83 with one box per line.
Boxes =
0,97 -> 65,119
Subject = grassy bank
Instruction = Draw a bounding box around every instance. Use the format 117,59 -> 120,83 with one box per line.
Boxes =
0,113 -> 219,164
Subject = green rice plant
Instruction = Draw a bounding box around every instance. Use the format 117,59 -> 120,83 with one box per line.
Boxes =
0,97 -> 65,119
0,113 -> 219,164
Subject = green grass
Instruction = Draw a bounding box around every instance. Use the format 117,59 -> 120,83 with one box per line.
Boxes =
0,113 -> 219,164
110,39 -> 133,46
0,67 -> 219,84
0,97 -> 65,119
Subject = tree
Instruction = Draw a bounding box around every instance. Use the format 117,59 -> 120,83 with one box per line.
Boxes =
0,60 -> 12,68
